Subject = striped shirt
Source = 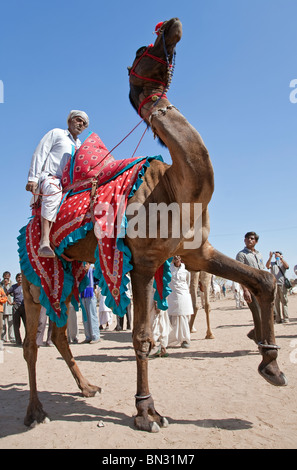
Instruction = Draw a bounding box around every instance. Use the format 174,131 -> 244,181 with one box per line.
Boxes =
236,247 -> 265,270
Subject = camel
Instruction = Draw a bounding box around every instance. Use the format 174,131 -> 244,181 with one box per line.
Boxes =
189,271 -> 214,339
21,17 -> 287,433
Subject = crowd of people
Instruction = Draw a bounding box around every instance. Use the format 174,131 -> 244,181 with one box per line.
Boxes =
0,230 -> 294,354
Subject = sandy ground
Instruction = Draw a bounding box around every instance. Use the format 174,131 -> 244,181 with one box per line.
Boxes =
1,293 -> 297,450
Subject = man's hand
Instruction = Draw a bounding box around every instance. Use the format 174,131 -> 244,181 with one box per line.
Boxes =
26,181 -> 38,193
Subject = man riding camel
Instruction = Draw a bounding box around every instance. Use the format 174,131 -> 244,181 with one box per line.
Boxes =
26,110 -> 89,257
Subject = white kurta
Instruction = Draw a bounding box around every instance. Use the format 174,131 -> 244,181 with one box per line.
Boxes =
99,294 -> 113,326
28,128 -> 81,183
28,128 -> 81,221
167,262 -> 193,346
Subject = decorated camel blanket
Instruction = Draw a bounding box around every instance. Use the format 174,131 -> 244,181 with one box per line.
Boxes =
18,132 -> 172,326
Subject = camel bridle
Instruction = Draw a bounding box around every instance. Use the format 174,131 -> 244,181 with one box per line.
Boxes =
129,28 -> 176,117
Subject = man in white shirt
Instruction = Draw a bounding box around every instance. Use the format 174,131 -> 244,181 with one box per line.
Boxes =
26,110 -> 89,257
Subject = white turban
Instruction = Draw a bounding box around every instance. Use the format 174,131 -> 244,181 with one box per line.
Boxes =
67,110 -> 89,127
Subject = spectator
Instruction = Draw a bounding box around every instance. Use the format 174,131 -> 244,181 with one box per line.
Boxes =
8,273 -> 26,346
1,272 -> 15,342
149,290 -> 171,358
167,256 -> 193,348
266,251 -> 290,323
36,306 -> 53,346
80,263 -> 100,344
0,285 -> 8,342
67,303 -> 79,344
114,274 -> 132,331
99,294 -> 113,331
232,282 -> 245,309
236,231 -> 265,344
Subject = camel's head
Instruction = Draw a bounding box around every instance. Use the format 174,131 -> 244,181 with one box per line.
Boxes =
128,18 -> 182,117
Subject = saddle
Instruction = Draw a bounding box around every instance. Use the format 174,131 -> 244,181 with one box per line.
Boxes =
18,132 -> 171,326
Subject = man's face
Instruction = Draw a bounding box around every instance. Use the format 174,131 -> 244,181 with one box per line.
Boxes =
68,116 -> 87,137
16,275 -> 22,284
244,235 -> 257,250
173,255 -> 181,267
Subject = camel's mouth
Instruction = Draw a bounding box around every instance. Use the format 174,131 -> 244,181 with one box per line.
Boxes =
152,18 -> 182,52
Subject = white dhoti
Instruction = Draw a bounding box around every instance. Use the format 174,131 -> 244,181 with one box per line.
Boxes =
151,308 -> 172,348
168,315 -> 191,346
99,295 -> 113,326
40,176 -> 63,222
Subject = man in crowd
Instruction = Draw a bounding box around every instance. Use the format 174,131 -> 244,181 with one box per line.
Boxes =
266,251 -> 290,323
236,231 -> 266,344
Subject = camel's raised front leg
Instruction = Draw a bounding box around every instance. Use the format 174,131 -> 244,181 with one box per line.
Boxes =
130,269 -> 169,432
182,244 -> 287,387
22,275 -> 48,426
51,300 -> 101,398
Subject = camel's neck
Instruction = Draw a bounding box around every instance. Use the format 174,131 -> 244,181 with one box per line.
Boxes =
141,96 -> 214,204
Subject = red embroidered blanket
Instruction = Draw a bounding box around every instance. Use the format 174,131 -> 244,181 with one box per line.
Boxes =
18,133 -> 169,326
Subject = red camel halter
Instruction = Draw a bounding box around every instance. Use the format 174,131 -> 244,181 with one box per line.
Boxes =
129,28 -> 176,117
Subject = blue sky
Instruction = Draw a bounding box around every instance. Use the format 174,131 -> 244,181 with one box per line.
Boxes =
1,0 -> 296,281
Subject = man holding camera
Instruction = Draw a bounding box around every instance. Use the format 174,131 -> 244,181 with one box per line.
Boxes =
266,251 -> 290,323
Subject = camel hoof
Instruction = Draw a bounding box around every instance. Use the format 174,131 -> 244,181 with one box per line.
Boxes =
258,355 -> 288,387
205,333 -> 215,339
82,385 -> 101,397
161,417 -> 169,428
24,401 -> 49,427
29,416 -> 50,428
258,366 -> 288,387
150,422 -> 160,433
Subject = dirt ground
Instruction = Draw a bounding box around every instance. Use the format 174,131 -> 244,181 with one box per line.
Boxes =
1,292 -> 297,449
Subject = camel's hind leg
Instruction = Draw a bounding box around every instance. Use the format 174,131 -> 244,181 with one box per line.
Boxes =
50,316 -> 101,398
130,269 -> 169,432
182,243 -> 287,387
22,275 -> 48,426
